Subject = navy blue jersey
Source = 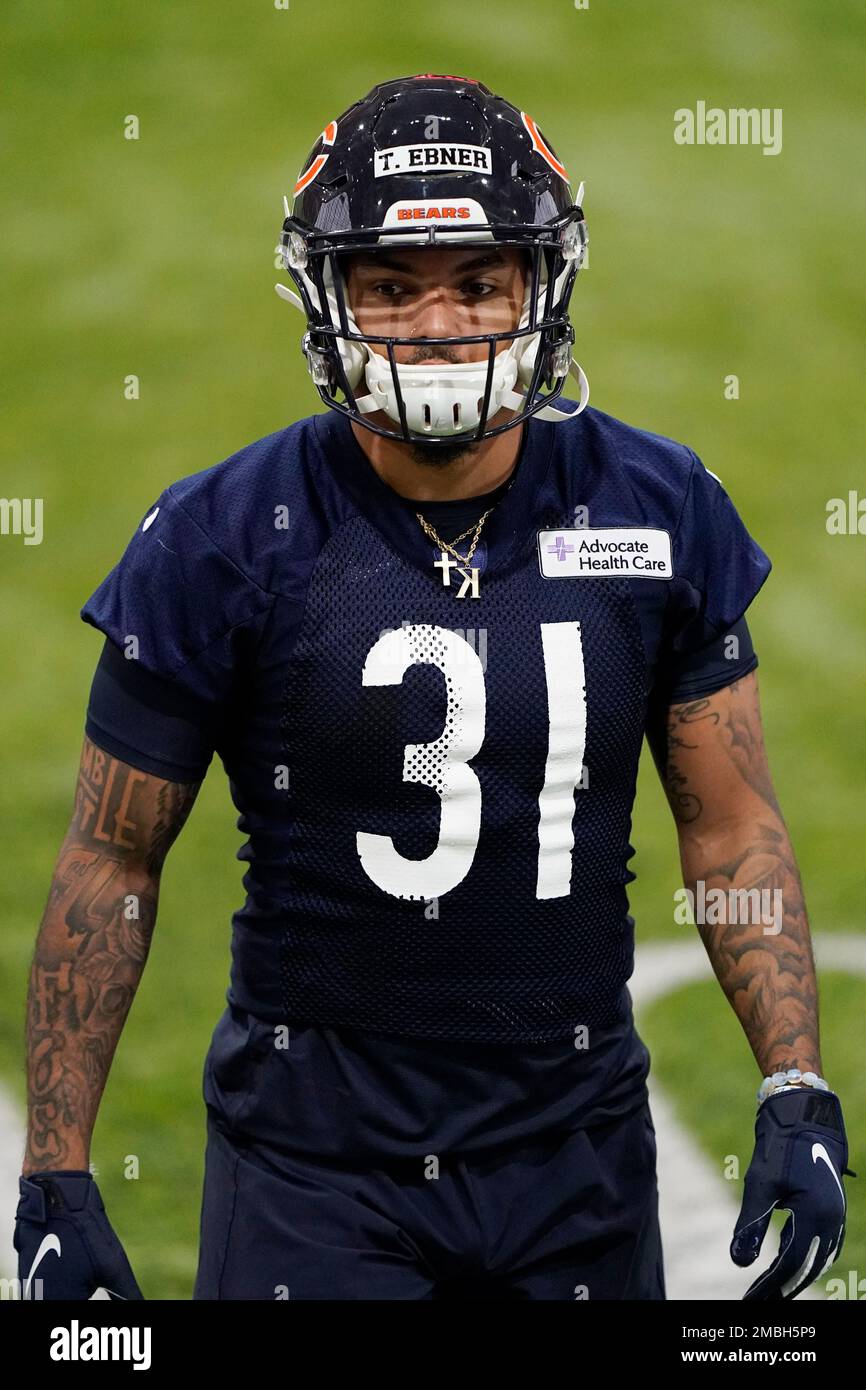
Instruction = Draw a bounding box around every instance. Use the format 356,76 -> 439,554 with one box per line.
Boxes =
81,404 -> 770,1050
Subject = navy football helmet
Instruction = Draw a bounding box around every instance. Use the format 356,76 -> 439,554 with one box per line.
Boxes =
276,73 -> 589,445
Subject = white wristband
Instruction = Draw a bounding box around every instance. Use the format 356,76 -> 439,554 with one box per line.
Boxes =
757,1068 -> 830,1106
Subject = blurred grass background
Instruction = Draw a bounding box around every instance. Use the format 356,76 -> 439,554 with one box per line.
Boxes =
0,0 -> 863,1297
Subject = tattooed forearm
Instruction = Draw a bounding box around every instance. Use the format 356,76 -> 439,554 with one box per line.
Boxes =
649,672 -> 822,1080
23,735 -> 200,1175
681,820 -> 821,1079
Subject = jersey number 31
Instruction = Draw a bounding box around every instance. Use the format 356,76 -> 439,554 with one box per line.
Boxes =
355,621 -> 586,903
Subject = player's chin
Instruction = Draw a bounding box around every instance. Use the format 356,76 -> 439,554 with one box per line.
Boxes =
408,429 -> 485,468
414,415 -> 525,466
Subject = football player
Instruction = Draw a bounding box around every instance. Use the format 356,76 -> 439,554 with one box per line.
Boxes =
16,74 -> 853,1301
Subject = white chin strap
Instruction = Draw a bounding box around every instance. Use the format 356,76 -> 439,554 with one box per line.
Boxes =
275,257 -> 589,435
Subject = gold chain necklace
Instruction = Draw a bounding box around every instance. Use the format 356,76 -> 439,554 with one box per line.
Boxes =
415,504 -> 497,600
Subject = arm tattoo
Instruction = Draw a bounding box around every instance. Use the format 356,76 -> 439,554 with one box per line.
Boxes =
652,673 -> 822,1080
23,736 -> 199,1174
721,689 -> 784,820
657,696 -> 721,825
692,825 -> 818,1079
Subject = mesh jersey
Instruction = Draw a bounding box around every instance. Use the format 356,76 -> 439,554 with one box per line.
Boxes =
81,403 -> 771,1045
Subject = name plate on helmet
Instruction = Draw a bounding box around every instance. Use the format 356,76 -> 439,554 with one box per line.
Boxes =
374,144 -> 493,177
537,528 -> 673,579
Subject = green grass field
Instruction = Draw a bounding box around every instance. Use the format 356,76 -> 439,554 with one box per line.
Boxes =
1,0 -> 863,1298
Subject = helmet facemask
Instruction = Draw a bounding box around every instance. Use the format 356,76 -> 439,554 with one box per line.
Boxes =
277,212 -> 587,445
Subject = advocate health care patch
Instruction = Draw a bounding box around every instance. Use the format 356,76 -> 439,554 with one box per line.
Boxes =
537,528 -> 673,579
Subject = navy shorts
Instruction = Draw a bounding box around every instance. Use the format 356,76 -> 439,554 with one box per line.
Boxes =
193,1099 -> 665,1300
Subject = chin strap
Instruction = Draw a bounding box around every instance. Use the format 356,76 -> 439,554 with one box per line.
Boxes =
501,356 -> 589,420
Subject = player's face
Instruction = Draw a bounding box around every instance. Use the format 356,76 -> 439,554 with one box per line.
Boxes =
342,246 -> 528,365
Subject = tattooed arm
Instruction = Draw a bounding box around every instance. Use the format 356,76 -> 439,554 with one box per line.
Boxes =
23,734 -> 200,1175
646,670 -> 821,1081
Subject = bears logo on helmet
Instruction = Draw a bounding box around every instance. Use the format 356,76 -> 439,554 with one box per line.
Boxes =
293,119 -> 338,197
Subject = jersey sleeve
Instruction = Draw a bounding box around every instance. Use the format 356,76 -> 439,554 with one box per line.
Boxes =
84,636 -> 223,783
667,452 -> 772,656
80,485 -> 276,716
655,613 -> 759,705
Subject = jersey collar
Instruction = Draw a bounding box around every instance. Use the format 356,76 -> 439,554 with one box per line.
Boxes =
313,407 -> 555,584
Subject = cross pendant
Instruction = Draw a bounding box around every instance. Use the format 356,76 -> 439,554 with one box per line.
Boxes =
433,550 -> 480,599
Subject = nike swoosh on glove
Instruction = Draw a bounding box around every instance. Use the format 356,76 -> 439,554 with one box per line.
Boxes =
731,1087 -> 856,1300
14,1170 -> 143,1300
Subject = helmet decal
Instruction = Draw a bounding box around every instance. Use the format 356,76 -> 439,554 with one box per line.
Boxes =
293,119 -> 338,197
379,197 -> 492,242
520,112 -> 569,183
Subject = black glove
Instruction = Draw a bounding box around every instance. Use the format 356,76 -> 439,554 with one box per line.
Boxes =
14,1170 -> 144,1300
731,1086 -> 855,1299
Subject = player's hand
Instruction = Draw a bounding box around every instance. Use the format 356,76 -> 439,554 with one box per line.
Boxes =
730,1086 -> 854,1299
14,1170 -> 144,1300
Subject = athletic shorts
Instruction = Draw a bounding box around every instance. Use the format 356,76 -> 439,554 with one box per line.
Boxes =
193,1098 -> 665,1300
